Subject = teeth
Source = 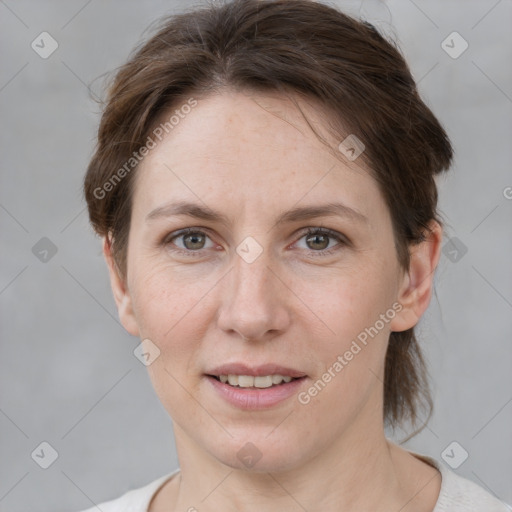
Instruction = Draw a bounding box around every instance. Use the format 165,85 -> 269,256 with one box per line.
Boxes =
238,375 -> 254,387
218,374 -> 295,387
254,376 -> 273,388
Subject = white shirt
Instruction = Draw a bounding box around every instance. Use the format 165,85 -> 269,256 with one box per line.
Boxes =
77,452 -> 511,512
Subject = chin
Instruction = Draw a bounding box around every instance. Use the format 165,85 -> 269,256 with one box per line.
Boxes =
206,430 -> 312,474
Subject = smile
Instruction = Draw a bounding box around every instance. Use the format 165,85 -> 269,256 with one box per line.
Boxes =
213,374 -> 296,388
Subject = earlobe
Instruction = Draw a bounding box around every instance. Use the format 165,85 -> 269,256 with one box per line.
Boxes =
389,220 -> 443,333
102,236 -> 140,337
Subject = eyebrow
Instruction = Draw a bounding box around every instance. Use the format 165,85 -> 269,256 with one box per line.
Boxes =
145,200 -> 369,226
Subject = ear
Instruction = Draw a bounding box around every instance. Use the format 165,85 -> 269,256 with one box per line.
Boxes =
102,236 -> 140,337
389,220 -> 443,332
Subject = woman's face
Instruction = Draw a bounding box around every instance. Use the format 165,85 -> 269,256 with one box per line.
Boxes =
108,90 -> 426,472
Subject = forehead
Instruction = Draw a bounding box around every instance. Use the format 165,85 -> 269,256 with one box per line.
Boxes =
132,90 -> 386,227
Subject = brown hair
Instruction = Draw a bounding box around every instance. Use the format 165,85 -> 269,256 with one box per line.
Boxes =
84,0 -> 453,430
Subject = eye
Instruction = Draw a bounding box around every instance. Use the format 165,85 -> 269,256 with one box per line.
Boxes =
163,226 -> 348,258
164,228 -> 215,255
294,227 -> 347,256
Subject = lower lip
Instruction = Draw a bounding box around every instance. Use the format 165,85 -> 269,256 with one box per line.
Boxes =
205,375 -> 307,410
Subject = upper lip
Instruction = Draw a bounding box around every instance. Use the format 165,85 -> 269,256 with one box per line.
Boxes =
206,363 -> 307,378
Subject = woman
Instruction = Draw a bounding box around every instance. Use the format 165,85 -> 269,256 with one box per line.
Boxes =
80,0 -> 510,510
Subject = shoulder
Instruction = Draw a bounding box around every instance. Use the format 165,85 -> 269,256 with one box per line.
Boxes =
74,470 -> 179,512
410,452 -> 511,512
435,465 -> 511,512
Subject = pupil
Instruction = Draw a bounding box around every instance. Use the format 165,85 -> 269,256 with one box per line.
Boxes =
307,234 -> 328,250
184,233 -> 204,250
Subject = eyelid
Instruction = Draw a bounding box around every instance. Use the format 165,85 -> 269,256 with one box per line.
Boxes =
163,227 -> 217,252
292,227 -> 348,255
298,226 -> 348,243
163,227 -> 210,244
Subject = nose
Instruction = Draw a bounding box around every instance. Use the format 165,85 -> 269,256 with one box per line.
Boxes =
216,248 -> 292,342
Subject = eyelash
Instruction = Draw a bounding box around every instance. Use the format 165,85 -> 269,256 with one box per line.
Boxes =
163,227 -> 347,258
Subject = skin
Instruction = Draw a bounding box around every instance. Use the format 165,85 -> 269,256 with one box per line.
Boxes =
104,90 -> 443,511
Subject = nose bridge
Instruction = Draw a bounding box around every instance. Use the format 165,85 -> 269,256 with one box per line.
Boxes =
232,250 -> 273,301
217,245 -> 289,340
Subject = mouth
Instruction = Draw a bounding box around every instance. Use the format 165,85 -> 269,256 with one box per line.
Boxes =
204,363 -> 308,409
207,373 -> 306,388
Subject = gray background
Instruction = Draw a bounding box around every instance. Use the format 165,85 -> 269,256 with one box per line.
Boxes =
1,0 -> 511,511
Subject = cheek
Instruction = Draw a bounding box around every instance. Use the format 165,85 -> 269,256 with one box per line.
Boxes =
128,260 -> 220,361
128,263 -> 218,420
296,261 -> 394,343
299,263 -> 395,397
131,255 -> 197,322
